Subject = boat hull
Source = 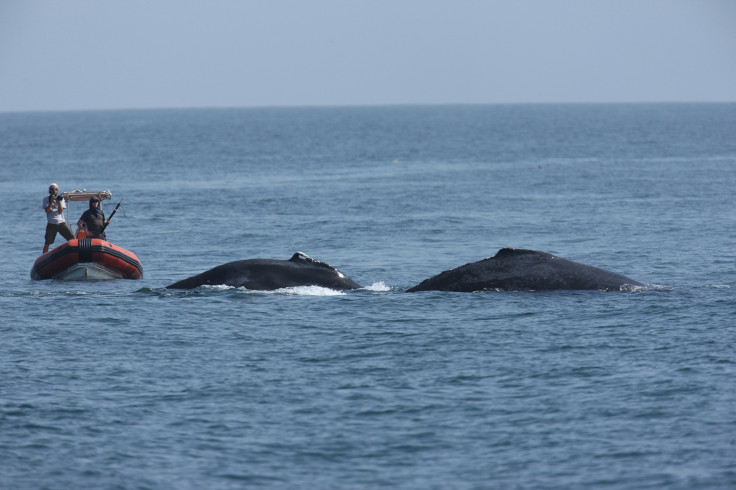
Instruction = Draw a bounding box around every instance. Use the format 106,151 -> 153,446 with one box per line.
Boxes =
31,238 -> 143,281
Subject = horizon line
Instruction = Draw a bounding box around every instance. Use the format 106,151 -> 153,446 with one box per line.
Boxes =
1,100 -> 734,115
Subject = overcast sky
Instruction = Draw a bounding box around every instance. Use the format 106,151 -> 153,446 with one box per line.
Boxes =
1,0 -> 734,112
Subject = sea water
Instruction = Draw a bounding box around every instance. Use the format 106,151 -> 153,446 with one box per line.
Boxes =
0,104 -> 734,489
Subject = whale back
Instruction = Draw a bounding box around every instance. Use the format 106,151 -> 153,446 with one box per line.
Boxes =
407,248 -> 643,292
165,252 -> 361,290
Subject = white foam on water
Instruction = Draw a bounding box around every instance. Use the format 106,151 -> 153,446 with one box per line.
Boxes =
202,284 -> 234,291
363,281 -> 390,292
200,284 -> 347,296
273,285 -> 346,296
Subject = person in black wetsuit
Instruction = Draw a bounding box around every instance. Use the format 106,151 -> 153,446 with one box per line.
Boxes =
77,196 -> 110,240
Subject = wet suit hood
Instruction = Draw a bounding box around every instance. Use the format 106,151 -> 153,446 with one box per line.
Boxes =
88,196 -> 104,218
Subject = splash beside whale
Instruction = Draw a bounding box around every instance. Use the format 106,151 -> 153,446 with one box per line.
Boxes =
407,248 -> 643,292
165,252 -> 361,290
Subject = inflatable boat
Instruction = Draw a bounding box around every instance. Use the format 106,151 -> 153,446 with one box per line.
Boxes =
31,237 -> 143,281
32,189 -> 141,281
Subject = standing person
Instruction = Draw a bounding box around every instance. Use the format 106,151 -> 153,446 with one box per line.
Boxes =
42,183 -> 74,253
77,196 -> 110,240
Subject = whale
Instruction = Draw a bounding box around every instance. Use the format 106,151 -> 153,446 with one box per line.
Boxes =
407,248 -> 643,292
165,252 -> 361,290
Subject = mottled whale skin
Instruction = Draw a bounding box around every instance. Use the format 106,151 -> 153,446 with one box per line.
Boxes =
407,248 -> 643,292
165,252 -> 361,290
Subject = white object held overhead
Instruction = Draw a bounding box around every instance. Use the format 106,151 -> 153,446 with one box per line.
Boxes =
59,189 -> 112,202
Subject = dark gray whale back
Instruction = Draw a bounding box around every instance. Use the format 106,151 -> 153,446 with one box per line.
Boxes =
165,252 -> 361,290
407,248 -> 643,292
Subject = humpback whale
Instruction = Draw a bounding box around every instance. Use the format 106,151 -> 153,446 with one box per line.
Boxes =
407,248 -> 643,292
165,252 -> 361,290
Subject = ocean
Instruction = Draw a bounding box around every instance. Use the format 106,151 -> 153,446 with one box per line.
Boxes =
1,104 -> 734,489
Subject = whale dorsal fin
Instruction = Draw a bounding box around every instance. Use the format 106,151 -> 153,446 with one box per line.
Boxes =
493,249 -> 558,264
493,248 -> 539,258
289,252 -> 340,272
289,252 -> 314,263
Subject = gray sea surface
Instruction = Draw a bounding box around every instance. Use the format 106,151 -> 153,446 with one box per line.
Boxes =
1,104 -> 735,488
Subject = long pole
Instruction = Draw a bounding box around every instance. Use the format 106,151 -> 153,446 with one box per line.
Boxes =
103,197 -> 124,231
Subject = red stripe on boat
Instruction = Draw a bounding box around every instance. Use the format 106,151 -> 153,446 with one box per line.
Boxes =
31,238 -> 143,280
